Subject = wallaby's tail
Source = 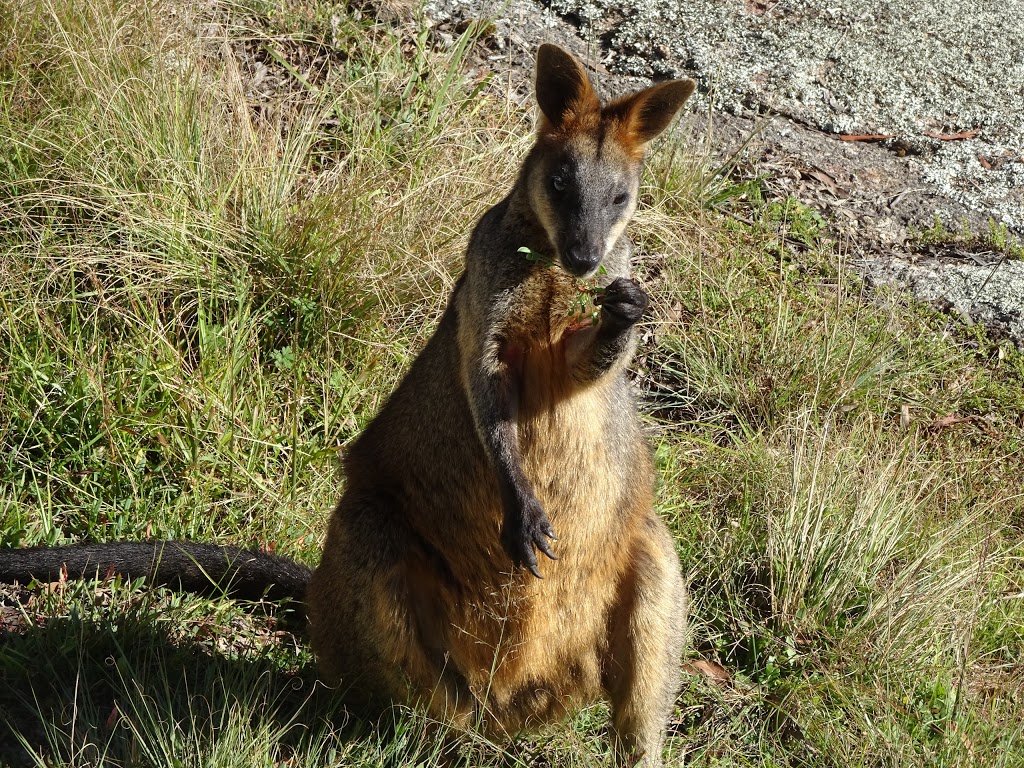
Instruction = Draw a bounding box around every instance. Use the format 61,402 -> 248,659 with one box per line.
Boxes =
0,542 -> 312,603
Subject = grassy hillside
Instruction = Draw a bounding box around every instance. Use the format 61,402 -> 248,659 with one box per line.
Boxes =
1,0 -> 1022,765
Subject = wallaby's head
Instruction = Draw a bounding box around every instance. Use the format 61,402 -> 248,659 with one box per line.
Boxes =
526,44 -> 695,278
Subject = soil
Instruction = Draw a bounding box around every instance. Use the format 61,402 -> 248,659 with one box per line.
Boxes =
421,0 -> 1024,346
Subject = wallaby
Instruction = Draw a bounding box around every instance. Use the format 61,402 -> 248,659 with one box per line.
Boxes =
0,45 -> 695,766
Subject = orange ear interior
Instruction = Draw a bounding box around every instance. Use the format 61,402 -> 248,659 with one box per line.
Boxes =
605,80 -> 696,157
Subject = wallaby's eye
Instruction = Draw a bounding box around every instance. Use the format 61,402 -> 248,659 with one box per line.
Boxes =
613,191 -> 629,206
551,176 -> 567,193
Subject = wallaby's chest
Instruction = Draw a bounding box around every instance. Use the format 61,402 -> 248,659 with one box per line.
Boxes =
499,271 -> 594,400
500,273 -> 626,527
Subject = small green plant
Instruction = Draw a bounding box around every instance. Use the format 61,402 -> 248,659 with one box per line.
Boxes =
761,196 -> 828,248
518,244 -> 554,268
570,266 -> 608,326
912,214 -> 1023,259
519,246 -> 607,324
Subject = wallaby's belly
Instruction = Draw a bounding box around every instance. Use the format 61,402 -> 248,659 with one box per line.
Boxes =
415,382 -> 643,730
420,536 -> 623,731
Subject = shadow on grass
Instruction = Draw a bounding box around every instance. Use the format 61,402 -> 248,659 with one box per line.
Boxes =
0,606 -> 365,766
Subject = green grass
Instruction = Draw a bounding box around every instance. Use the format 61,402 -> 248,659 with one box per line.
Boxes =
2,0 -> 1023,765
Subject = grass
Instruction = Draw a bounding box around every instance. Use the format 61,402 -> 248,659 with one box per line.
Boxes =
1,0 -> 1023,765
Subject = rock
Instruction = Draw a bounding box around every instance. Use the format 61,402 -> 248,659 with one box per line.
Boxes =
423,0 -> 1024,345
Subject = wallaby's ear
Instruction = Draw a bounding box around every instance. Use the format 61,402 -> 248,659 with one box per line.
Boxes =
535,44 -> 599,131
608,79 -> 696,153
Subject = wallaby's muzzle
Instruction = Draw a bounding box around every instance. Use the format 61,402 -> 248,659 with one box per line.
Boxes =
559,206 -> 606,277
562,239 -> 602,277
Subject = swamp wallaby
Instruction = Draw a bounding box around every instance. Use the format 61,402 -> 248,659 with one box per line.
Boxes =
0,44 -> 695,766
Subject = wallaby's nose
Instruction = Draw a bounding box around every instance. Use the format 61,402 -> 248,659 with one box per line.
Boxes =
563,242 -> 601,277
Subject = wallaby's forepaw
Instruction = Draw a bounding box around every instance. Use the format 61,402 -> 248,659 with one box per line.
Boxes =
501,497 -> 558,578
597,277 -> 649,331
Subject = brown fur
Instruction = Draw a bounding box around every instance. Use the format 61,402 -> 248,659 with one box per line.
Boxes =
306,45 -> 695,765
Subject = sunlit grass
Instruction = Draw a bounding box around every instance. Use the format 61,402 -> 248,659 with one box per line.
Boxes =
1,0 -> 1022,765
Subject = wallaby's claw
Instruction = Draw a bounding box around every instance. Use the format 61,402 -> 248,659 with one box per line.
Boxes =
537,536 -> 558,562
502,496 -> 558,578
599,277 -> 649,330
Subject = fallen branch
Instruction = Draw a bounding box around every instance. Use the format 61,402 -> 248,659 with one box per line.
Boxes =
926,413 -> 997,436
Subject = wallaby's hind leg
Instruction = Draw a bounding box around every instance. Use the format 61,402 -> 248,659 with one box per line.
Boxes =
604,516 -> 688,767
307,494 -> 475,724
306,501 -> 412,714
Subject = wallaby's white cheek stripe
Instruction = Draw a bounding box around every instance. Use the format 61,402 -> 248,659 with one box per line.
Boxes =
529,174 -> 560,256
604,212 -> 631,259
